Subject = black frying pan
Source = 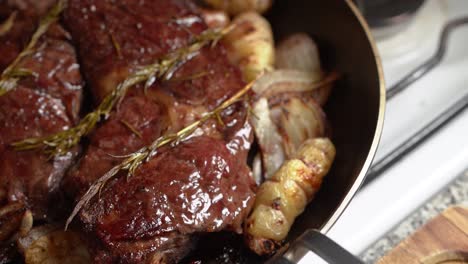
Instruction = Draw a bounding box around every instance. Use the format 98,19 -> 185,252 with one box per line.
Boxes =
266,0 -> 385,262
185,1 -> 385,263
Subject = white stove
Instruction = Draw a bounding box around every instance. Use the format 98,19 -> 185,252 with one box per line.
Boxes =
301,0 -> 468,262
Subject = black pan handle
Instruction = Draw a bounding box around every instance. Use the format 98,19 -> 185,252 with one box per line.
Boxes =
269,229 -> 364,264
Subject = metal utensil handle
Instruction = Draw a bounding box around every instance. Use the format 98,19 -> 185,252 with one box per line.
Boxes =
270,229 -> 364,264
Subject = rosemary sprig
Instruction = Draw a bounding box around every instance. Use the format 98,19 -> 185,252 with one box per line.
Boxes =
0,0 -> 67,96
12,25 -> 233,157
110,33 -> 122,58
65,77 -> 258,229
0,11 -> 17,37
120,119 -> 142,138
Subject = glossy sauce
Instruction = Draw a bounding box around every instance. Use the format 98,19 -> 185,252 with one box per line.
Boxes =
0,2 -> 83,221
63,0 -> 256,262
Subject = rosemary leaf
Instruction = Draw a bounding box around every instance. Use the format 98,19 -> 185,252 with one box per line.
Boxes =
13,26 -> 233,157
65,76 -> 258,229
0,0 -> 67,96
110,33 -> 122,58
120,119 -> 142,138
0,11 -> 17,37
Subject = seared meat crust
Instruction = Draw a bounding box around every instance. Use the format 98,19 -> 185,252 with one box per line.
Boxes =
0,2 -> 83,262
0,2 -> 83,220
63,0 -> 255,263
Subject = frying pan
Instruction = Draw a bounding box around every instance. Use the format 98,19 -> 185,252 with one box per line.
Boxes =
6,0 -> 383,262
187,0 -> 384,262
265,0 -> 385,262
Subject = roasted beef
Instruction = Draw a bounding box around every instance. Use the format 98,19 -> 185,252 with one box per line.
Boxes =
63,0 -> 255,262
0,0 -> 83,244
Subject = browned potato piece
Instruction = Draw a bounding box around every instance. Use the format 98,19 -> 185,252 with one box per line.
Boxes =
24,230 -> 90,264
223,12 -> 274,81
244,138 -> 336,255
0,202 -> 28,241
203,0 -> 272,16
199,8 -> 230,29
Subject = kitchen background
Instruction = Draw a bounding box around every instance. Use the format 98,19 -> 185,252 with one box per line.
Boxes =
300,0 -> 468,262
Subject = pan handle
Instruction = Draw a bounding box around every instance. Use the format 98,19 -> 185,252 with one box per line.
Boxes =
268,229 -> 364,264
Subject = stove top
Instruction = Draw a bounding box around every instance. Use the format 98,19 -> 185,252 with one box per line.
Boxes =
300,0 -> 468,262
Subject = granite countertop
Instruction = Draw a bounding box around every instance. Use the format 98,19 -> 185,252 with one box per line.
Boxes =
360,169 -> 468,263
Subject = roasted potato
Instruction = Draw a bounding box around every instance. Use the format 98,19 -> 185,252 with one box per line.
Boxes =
244,138 -> 336,255
203,0 -> 272,16
199,8 -> 230,29
223,11 -> 274,81
23,229 -> 90,264
0,202 -> 29,241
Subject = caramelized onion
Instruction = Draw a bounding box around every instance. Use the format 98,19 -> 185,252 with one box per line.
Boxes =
249,70 -> 334,179
252,69 -> 336,106
250,98 -> 285,179
275,33 -> 335,106
270,97 -> 326,157
276,33 -> 322,75
252,153 -> 263,185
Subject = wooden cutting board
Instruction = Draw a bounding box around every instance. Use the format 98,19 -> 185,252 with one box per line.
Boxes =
377,206 -> 468,264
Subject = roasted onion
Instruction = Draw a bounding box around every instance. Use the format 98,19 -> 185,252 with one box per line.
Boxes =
270,97 -> 326,157
250,98 -> 285,179
249,68 -> 334,179
252,69 -> 337,106
252,69 -> 321,96
275,33 -> 335,106
276,33 -> 322,75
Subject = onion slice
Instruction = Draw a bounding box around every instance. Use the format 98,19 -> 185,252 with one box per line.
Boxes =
250,98 -> 285,179
252,69 -> 337,106
275,33 -> 322,75
249,34 -> 337,182
270,97 -> 326,157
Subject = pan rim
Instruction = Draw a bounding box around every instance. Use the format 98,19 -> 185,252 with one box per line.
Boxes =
318,0 -> 386,235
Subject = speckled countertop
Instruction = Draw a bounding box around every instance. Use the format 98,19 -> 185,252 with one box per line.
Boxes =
360,169 -> 468,264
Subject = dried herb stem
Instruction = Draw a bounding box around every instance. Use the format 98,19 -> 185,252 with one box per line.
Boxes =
65,76 -> 258,229
0,0 -> 66,96
120,119 -> 142,138
13,25 -> 233,157
0,11 -> 17,37
110,33 -> 122,58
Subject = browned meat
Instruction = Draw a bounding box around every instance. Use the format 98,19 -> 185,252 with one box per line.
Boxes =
0,0 -> 57,71
64,0 -> 204,102
0,1 -> 83,246
81,135 -> 254,263
0,0 -> 57,18
63,0 -> 255,262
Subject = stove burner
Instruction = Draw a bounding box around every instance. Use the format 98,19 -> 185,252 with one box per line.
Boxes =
357,0 -> 426,39
363,17 -> 468,186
